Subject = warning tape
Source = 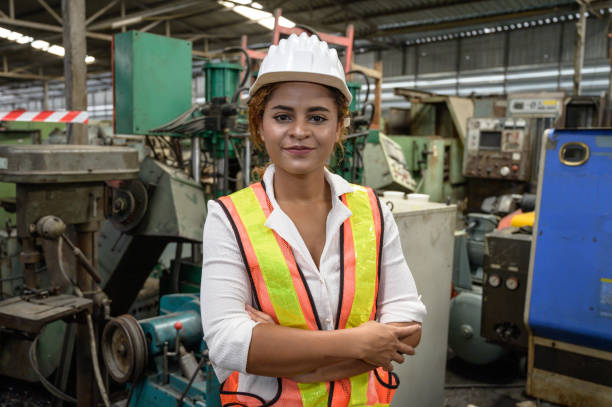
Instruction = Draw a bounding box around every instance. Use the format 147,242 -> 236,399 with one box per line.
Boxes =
0,109 -> 88,124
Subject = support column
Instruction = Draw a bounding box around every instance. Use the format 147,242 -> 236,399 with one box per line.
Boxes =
573,2 -> 587,96
62,0 -> 88,144
43,80 -> 49,110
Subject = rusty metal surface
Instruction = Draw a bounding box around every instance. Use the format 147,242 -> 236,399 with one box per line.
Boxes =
0,145 -> 139,183
0,294 -> 92,334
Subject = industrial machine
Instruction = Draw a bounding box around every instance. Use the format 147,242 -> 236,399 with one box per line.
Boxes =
101,294 -> 220,407
463,118 -> 531,181
481,228 -> 531,349
362,132 -> 416,192
464,93 -> 564,210
366,89 -> 472,203
0,144 -> 139,405
526,128 -> 612,406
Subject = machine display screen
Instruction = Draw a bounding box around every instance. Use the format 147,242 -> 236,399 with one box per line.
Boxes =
479,131 -> 502,150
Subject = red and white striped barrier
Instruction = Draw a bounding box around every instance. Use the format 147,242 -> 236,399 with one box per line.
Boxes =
0,110 -> 88,124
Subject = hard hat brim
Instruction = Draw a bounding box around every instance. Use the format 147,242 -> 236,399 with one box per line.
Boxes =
249,71 -> 353,104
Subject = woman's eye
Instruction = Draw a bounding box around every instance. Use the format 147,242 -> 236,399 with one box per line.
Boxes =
274,114 -> 291,122
310,115 -> 327,123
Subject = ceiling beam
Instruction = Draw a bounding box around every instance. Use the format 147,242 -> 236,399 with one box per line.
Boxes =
0,71 -> 59,81
0,17 -> 112,41
36,0 -> 63,25
86,0 -> 120,26
88,0 -> 203,30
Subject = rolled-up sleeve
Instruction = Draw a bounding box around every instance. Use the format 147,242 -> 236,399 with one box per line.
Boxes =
377,200 -> 427,324
200,200 -> 258,383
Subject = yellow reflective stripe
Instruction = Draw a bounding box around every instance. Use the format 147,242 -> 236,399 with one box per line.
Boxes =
348,372 -> 369,405
231,187 -> 309,329
345,187 -> 378,329
297,382 -> 329,407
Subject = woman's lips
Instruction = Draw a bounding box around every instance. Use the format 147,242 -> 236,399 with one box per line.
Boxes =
284,146 -> 314,155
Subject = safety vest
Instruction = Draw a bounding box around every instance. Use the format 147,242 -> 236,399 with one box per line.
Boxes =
215,181 -> 399,407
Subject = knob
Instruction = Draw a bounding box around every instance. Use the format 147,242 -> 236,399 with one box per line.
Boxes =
500,166 -> 510,176
174,321 -> 183,331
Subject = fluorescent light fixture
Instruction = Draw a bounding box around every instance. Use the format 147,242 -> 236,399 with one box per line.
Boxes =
0,25 -> 95,64
217,1 -> 295,30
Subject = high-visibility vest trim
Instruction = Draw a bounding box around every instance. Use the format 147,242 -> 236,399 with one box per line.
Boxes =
214,181 -> 397,407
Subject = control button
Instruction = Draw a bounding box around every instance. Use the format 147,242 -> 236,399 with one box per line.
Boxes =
500,166 -> 510,176
512,164 -> 519,172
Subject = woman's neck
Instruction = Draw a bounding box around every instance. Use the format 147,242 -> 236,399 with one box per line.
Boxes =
273,166 -> 330,204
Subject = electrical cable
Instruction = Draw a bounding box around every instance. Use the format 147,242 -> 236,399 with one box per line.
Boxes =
29,334 -> 77,404
176,355 -> 207,407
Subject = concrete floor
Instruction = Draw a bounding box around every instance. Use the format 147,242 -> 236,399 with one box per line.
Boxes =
444,355 -> 561,407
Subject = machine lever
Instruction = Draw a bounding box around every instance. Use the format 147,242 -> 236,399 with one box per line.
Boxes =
60,233 -> 102,283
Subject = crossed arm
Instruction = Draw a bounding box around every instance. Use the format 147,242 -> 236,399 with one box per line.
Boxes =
245,304 -> 422,383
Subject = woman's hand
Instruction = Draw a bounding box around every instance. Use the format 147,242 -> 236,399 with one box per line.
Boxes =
246,304 -> 276,325
352,321 -> 419,371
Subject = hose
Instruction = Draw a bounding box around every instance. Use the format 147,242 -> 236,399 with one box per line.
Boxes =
347,70 -> 371,112
86,312 -> 112,407
222,47 -> 251,88
295,24 -> 319,39
232,86 -> 250,104
56,239 -> 111,407
29,334 -> 77,404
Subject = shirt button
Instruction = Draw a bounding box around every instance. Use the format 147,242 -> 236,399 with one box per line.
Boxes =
325,318 -> 331,323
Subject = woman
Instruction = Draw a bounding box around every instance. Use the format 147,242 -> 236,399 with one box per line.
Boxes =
201,33 -> 426,406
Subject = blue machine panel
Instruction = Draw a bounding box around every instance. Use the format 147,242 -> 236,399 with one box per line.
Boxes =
528,129 -> 612,352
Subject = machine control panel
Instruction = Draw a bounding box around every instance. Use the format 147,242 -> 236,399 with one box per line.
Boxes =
463,118 -> 531,181
363,133 -> 416,192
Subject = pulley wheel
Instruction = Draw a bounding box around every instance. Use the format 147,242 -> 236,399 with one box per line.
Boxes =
101,314 -> 148,383
110,179 -> 148,232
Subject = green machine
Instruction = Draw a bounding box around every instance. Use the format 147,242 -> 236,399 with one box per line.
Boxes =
363,89 -> 472,203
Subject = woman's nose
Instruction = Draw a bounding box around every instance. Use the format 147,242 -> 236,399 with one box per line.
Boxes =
289,118 -> 310,139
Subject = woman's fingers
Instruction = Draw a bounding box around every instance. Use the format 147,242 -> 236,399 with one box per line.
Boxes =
391,352 -> 405,364
245,304 -> 276,324
398,343 -> 415,356
393,324 -> 421,339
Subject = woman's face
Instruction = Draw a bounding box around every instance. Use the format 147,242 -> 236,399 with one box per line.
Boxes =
259,82 -> 342,176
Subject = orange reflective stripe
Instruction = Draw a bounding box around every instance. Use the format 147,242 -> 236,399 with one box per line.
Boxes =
217,195 -> 279,322
337,204 -> 356,330
329,378 -> 351,407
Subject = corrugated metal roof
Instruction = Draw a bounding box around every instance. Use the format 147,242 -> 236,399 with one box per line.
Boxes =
0,0 -> 595,87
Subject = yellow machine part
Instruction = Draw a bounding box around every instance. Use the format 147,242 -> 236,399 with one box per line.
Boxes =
511,211 -> 535,228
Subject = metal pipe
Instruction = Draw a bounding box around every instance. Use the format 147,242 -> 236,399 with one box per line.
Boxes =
191,136 -> 201,183
223,130 -> 229,195
76,228 -> 95,407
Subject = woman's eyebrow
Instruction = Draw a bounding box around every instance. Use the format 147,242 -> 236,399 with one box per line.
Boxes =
307,106 -> 330,113
271,105 -> 294,111
270,105 -> 331,113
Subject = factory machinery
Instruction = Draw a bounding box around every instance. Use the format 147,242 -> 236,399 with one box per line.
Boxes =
0,24 -> 379,406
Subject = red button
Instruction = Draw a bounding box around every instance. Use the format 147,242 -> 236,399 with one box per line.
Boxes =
512,165 -> 519,172
174,321 -> 183,331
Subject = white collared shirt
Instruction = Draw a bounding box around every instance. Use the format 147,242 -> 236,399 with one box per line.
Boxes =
200,165 -> 426,399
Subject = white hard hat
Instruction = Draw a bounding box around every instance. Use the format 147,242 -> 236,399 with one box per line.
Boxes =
249,33 -> 352,104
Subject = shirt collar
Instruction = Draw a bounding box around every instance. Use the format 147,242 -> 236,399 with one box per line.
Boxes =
260,164 -> 353,270
261,164 -> 354,210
